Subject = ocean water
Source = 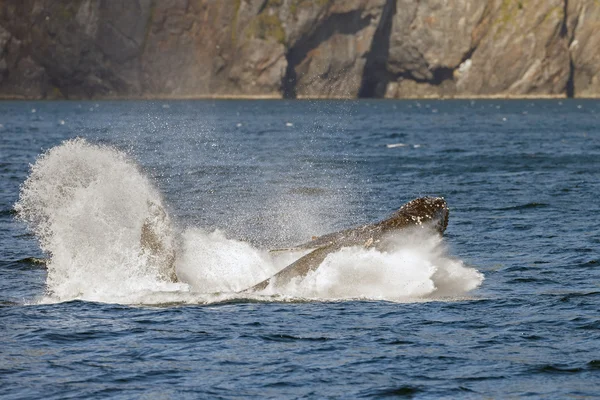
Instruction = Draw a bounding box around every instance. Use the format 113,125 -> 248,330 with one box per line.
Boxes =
1,99 -> 599,398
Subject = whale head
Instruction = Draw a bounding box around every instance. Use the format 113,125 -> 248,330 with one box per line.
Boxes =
390,196 -> 449,235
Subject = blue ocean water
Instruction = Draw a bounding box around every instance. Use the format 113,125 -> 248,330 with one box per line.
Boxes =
1,99 -> 599,398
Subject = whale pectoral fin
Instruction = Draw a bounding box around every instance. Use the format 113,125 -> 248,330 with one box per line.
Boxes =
140,201 -> 178,283
270,226 -> 363,255
269,248 -> 293,254
269,247 -> 312,254
269,235 -> 333,253
248,244 -> 337,292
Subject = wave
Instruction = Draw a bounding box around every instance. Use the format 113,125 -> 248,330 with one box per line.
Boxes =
15,138 -> 483,305
497,202 -> 549,211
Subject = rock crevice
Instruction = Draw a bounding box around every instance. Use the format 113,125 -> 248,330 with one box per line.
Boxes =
284,8 -> 376,98
358,0 -> 396,98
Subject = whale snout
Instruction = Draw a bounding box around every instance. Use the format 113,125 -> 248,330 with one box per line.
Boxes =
420,197 -> 449,234
394,196 -> 449,234
428,197 -> 449,234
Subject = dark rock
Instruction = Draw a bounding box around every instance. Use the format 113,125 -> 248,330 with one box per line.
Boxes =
282,0 -> 386,98
0,0 -> 600,98
568,0 -> 600,97
0,25 -> 12,86
456,0 -> 570,97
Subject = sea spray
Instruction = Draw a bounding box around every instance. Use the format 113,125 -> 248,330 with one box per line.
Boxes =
15,138 -> 185,302
15,139 -> 484,304
258,229 -> 484,300
175,228 -> 281,293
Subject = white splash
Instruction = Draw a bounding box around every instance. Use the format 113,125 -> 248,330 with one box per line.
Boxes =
15,138 -> 186,303
16,139 -> 484,305
258,230 -> 483,301
175,228 -> 278,293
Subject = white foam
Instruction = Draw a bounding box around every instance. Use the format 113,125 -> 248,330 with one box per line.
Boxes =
15,138 -> 187,303
175,228 -> 278,293
258,230 -> 483,301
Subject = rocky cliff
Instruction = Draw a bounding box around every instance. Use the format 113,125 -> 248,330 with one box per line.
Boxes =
1,0 -> 599,99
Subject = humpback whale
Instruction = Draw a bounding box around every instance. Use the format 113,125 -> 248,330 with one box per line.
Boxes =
246,197 -> 449,291
139,196 -> 449,292
28,196 -> 449,293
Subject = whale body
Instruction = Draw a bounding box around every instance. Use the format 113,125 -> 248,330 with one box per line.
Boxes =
247,196 -> 449,291
140,196 -> 449,292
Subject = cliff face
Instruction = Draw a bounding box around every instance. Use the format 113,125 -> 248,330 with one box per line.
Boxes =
0,0 -> 599,99
569,0 -> 600,97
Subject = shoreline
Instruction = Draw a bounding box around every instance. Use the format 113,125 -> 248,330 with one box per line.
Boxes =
1,93 -> 599,101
